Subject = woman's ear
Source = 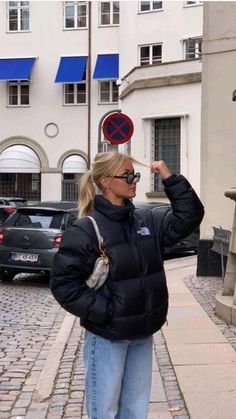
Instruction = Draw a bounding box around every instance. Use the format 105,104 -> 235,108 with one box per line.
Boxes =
101,176 -> 110,190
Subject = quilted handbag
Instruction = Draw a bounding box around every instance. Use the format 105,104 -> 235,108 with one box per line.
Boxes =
86,216 -> 109,290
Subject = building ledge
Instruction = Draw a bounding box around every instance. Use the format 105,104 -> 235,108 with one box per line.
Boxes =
120,58 -> 202,99
120,72 -> 201,99
146,191 -> 167,198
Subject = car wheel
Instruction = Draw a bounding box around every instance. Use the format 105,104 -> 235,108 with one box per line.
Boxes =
0,269 -> 16,282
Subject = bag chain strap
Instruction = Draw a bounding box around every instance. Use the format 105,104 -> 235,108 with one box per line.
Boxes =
87,216 -> 109,265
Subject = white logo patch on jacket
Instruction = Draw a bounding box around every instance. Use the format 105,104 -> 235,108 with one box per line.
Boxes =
137,227 -> 151,236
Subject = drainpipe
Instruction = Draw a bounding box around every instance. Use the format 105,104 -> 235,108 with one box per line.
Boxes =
87,1 -> 92,169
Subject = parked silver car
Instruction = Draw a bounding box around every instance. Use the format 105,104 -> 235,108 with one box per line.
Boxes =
0,202 -> 78,281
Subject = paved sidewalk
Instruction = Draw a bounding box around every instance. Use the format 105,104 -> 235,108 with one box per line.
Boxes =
163,256 -> 236,419
1,255 -> 236,419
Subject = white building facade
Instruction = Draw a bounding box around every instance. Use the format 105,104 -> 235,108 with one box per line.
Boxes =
0,0 -> 203,202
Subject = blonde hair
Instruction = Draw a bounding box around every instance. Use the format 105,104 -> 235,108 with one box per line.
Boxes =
79,152 -> 136,218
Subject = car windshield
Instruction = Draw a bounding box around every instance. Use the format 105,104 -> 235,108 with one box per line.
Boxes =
13,212 -> 64,229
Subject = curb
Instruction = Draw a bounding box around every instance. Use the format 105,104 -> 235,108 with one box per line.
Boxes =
32,312 -> 76,403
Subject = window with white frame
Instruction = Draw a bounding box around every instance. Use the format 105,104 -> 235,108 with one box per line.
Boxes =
153,118 -> 180,192
100,2 -> 119,26
7,81 -> 30,106
99,81 -> 118,103
184,37 -> 202,59
140,1 -> 162,12
64,1 -> 87,29
140,44 -> 162,66
7,1 -> 29,32
64,72 -> 86,105
185,1 -> 203,6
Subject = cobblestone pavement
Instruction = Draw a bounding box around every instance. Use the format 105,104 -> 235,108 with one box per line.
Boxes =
153,332 -> 190,419
1,267 -> 236,419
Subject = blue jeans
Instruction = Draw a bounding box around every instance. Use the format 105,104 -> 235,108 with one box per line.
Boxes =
83,330 -> 153,419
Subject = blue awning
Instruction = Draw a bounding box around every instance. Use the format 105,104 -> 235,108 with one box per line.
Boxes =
93,54 -> 119,79
55,56 -> 87,83
0,58 -> 36,81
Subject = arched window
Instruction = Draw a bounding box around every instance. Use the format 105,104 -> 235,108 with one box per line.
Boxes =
0,145 -> 41,201
62,155 -> 87,201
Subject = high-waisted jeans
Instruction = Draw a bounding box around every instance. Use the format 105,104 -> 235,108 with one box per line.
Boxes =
83,330 -> 153,419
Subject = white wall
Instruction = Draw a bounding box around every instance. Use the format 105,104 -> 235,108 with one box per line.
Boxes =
121,81 -> 201,200
119,1 -> 202,201
119,0 -> 203,77
41,173 -> 61,201
0,0 -> 120,172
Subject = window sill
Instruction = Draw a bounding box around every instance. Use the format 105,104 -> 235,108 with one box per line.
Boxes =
6,30 -> 30,34
146,191 -> 167,198
63,27 -> 88,31
138,9 -> 163,15
183,4 -> 203,8
63,103 -> 87,106
185,56 -> 202,60
140,62 -> 162,67
98,24 -> 119,28
7,105 -> 30,108
98,101 -> 119,105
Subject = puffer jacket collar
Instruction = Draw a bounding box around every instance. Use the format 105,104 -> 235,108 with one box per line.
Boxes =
93,194 -> 135,222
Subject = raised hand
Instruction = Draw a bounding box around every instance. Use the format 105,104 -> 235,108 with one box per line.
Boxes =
151,160 -> 172,180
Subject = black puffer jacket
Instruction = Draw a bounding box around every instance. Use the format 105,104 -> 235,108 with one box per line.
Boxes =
50,174 -> 204,340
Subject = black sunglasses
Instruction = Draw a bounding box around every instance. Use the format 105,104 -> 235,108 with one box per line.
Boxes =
113,172 -> 141,184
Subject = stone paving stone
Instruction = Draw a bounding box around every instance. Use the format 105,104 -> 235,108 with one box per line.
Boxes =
0,413 -> 11,419
10,408 -> 27,416
15,400 -> 31,408
54,389 -> 69,395
55,383 -> 70,389
47,406 -> 64,416
0,404 -> 13,412
50,395 -> 69,405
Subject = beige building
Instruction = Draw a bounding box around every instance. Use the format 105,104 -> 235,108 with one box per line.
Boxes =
198,1 -> 236,275
0,1 -> 203,202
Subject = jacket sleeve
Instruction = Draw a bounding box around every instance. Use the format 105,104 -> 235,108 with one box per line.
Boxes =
152,174 -> 204,248
50,223 -> 110,324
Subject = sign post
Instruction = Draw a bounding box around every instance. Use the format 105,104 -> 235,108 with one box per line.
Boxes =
102,112 -> 134,145
101,140 -> 109,153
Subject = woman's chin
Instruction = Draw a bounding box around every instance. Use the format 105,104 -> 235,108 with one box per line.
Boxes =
129,190 -> 136,198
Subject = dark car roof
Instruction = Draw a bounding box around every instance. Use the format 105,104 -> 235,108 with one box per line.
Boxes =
20,201 -> 78,212
134,201 -> 170,209
0,197 -> 26,201
0,204 -> 17,209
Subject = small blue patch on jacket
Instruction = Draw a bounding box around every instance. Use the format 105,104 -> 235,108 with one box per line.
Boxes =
137,227 -> 151,236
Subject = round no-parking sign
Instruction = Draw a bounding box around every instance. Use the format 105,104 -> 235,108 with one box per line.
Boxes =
102,112 -> 134,145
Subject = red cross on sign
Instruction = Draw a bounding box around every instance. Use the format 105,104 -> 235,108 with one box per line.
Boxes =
102,112 -> 134,145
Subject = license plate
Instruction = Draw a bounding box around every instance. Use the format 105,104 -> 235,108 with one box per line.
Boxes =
11,252 -> 39,263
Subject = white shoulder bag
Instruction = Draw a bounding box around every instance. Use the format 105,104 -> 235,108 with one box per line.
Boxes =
86,216 -> 109,290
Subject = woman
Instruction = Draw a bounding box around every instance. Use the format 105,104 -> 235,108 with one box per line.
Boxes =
50,152 -> 204,419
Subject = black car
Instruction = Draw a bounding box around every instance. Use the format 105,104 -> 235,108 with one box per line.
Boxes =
0,202 -> 78,281
134,201 -> 199,256
0,197 -> 27,207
